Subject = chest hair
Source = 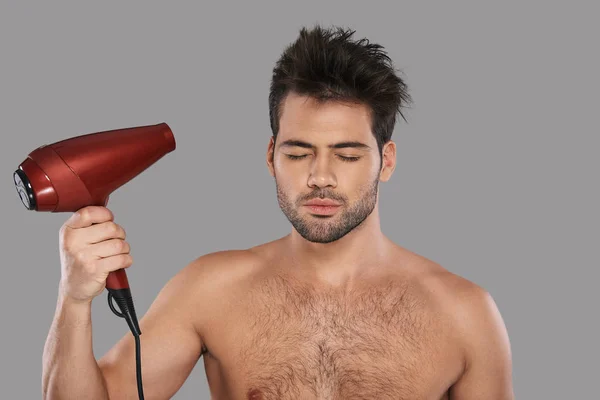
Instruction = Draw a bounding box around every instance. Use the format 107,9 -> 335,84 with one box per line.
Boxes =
237,272 -> 444,399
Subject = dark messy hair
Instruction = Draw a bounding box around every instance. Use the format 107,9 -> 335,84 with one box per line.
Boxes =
268,24 -> 412,164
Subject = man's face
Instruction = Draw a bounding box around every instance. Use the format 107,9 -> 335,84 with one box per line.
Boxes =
267,92 -> 391,244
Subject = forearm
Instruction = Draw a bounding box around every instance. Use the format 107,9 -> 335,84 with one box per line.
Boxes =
42,293 -> 109,400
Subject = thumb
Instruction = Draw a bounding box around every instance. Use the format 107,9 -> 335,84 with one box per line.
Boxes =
65,206 -> 114,229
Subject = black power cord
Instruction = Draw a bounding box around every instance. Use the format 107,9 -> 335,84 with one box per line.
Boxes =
107,288 -> 144,400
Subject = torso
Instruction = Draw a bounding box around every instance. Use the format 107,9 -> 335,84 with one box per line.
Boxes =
195,240 -> 466,399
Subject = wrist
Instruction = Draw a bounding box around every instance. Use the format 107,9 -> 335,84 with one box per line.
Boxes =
55,292 -> 93,329
58,281 -> 95,307
58,291 -> 93,309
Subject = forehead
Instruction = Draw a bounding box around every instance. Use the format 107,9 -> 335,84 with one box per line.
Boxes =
278,92 -> 374,144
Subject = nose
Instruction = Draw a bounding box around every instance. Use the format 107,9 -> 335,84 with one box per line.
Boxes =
307,155 -> 337,189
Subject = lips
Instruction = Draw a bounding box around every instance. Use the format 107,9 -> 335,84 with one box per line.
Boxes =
304,199 -> 341,206
303,199 -> 342,216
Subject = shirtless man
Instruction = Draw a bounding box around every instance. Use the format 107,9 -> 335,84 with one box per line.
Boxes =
42,25 -> 514,399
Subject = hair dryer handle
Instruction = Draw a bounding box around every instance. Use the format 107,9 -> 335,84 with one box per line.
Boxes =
106,268 -> 130,290
105,267 -> 142,335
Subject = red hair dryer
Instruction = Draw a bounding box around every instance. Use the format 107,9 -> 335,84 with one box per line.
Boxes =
13,122 -> 176,399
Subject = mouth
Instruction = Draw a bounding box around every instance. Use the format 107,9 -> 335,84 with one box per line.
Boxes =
303,204 -> 341,216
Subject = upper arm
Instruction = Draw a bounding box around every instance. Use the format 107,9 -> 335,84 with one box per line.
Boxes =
449,284 -> 515,400
97,257 -> 209,400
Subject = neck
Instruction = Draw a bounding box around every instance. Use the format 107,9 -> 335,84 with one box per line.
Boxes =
282,207 -> 391,289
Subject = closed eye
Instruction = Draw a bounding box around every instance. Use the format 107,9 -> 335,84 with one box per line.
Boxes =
338,156 -> 360,162
285,154 -> 308,160
285,154 -> 360,162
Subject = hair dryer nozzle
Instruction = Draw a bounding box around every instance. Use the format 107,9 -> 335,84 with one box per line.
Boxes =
13,168 -> 36,210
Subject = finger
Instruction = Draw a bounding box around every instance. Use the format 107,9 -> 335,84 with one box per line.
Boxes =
83,221 -> 126,244
89,238 -> 130,259
96,253 -> 134,274
65,206 -> 114,229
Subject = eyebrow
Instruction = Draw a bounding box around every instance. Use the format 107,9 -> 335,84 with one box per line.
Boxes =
279,139 -> 371,150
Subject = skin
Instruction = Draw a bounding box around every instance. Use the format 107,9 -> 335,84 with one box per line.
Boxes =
96,92 -> 514,399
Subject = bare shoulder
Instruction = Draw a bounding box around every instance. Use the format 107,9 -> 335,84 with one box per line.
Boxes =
182,247 -> 266,307
183,244 -> 272,311
392,247 -> 501,318
185,248 -> 261,285
409,257 -> 509,340
418,262 -> 510,344
403,255 -> 513,395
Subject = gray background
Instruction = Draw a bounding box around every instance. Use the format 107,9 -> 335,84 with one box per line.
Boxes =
1,1 -> 597,398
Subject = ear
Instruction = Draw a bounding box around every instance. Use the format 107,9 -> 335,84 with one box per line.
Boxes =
379,140 -> 396,182
266,136 -> 275,177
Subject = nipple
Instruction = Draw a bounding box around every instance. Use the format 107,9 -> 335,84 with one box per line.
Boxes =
247,388 -> 264,399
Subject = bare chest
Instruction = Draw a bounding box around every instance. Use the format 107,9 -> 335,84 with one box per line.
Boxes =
203,274 -> 462,400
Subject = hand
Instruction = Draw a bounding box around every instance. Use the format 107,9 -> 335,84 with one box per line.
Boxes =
58,206 -> 133,304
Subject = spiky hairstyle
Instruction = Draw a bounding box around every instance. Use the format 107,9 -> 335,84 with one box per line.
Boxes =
269,24 -> 412,160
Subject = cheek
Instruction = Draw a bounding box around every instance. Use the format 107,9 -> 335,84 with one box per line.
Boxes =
349,167 -> 377,186
275,172 -> 297,195
346,171 -> 379,200
274,160 -> 304,183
